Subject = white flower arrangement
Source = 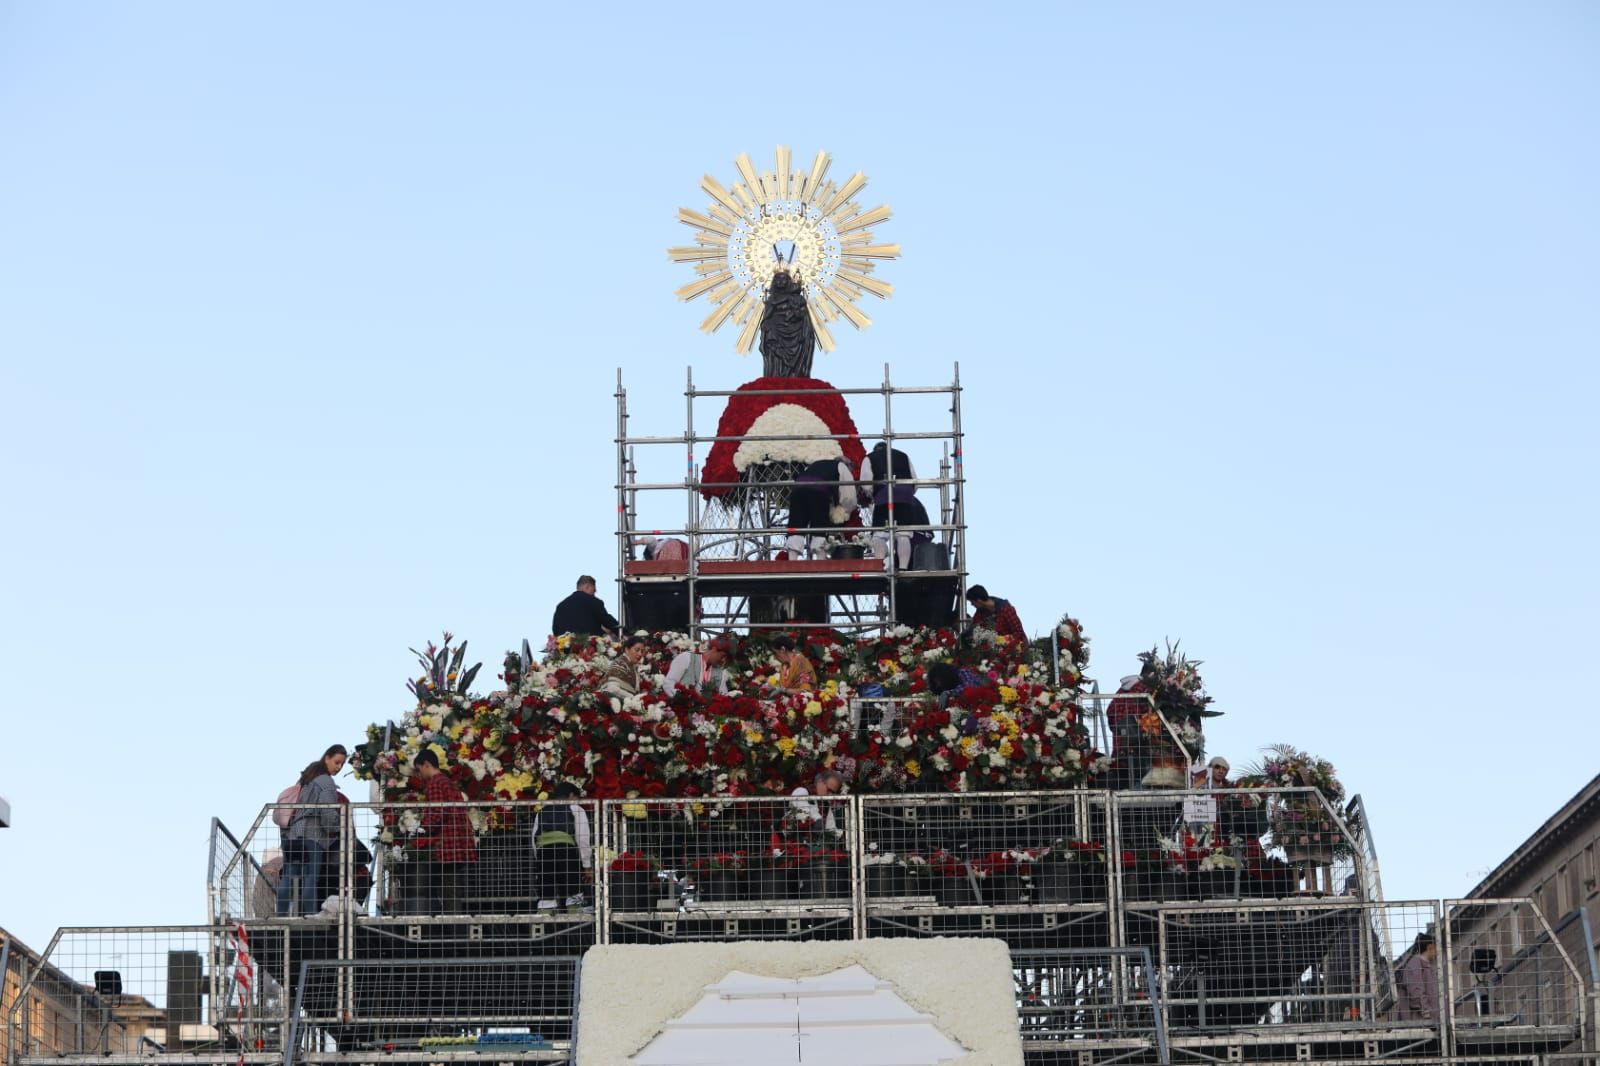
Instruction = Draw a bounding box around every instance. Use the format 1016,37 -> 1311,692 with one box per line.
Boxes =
731,403 -> 844,472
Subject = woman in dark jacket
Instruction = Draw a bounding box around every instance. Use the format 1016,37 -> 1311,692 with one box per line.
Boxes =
275,744 -> 347,916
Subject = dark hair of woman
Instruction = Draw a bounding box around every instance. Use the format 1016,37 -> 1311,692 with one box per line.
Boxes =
299,743 -> 349,786
771,636 -> 796,653
927,662 -> 961,695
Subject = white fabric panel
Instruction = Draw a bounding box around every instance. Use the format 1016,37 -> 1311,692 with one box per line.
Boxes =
631,965 -> 967,1064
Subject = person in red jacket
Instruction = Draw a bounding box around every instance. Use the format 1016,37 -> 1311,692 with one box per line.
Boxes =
413,748 -> 477,914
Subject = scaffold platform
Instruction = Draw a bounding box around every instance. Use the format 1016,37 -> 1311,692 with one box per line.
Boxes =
6,790 -> 1592,1066
614,366 -> 967,637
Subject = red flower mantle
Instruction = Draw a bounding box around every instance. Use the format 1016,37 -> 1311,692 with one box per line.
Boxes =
700,376 -> 867,499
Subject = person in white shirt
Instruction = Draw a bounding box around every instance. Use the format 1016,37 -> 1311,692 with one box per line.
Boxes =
790,769 -> 844,834
661,638 -> 732,696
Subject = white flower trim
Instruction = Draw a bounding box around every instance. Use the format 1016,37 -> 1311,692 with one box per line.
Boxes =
731,404 -> 843,472
575,938 -> 1022,1065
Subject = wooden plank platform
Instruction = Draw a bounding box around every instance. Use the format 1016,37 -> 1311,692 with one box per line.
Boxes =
625,558 -> 886,577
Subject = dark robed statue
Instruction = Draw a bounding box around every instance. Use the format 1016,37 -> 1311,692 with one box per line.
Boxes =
758,268 -> 816,378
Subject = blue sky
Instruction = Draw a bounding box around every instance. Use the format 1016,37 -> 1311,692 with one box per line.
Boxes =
1,2 -> 1596,950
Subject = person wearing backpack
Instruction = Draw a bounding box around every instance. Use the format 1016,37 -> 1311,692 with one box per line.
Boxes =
531,782 -> 592,911
275,744 -> 348,916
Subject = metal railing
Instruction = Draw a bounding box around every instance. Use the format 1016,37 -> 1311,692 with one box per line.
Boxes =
1013,946 -> 1170,1062
1442,896 -> 1588,1058
1155,899 -> 1438,1034
208,788 -> 1377,927
12,793 -> 1590,1065
3,925 -> 289,1063
284,956 -> 577,1065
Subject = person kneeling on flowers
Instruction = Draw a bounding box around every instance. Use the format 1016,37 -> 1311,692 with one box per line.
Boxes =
769,635 -> 817,693
662,637 -> 732,696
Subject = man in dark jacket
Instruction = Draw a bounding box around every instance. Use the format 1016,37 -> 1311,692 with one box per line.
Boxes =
551,575 -> 620,638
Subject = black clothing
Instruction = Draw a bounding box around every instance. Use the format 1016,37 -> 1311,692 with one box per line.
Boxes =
551,590 -> 619,637
534,805 -> 584,904
869,495 -> 930,529
865,444 -> 915,505
789,458 -> 843,534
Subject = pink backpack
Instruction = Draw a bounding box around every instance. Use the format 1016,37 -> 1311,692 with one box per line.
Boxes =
271,783 -> 301,829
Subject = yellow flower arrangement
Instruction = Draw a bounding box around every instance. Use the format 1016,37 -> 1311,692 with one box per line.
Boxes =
493,770 -> 534,797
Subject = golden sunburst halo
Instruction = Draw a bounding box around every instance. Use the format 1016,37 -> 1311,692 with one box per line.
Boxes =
669,146 -> 901,354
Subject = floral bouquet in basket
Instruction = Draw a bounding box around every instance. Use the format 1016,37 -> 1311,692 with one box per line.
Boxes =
1238,744 -> 1358,858
1134,641 -> 1219,787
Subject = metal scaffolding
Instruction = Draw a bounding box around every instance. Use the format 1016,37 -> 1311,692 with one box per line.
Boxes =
8,788 -> 1592,1066
615,364 -> 968,638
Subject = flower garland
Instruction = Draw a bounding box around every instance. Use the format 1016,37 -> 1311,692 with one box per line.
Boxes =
699,376 -> 867,500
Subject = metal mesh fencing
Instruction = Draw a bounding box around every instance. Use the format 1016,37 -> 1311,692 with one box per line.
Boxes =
1111,786 -> 1371,909
213,799 -> 610,923
352,800 -> 603,919
286,956 -> 577,1063
19,796 -> 1597,1065
211,803 -> 347,924
206,818 -> 250,924
3,926 -> 289,1061
857,792 -> 1113,955
600,796 -> 856,944
1012,946 -> 1167,1059
1153,900 -> 1440,1039
1444,897 -> 1587,1060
